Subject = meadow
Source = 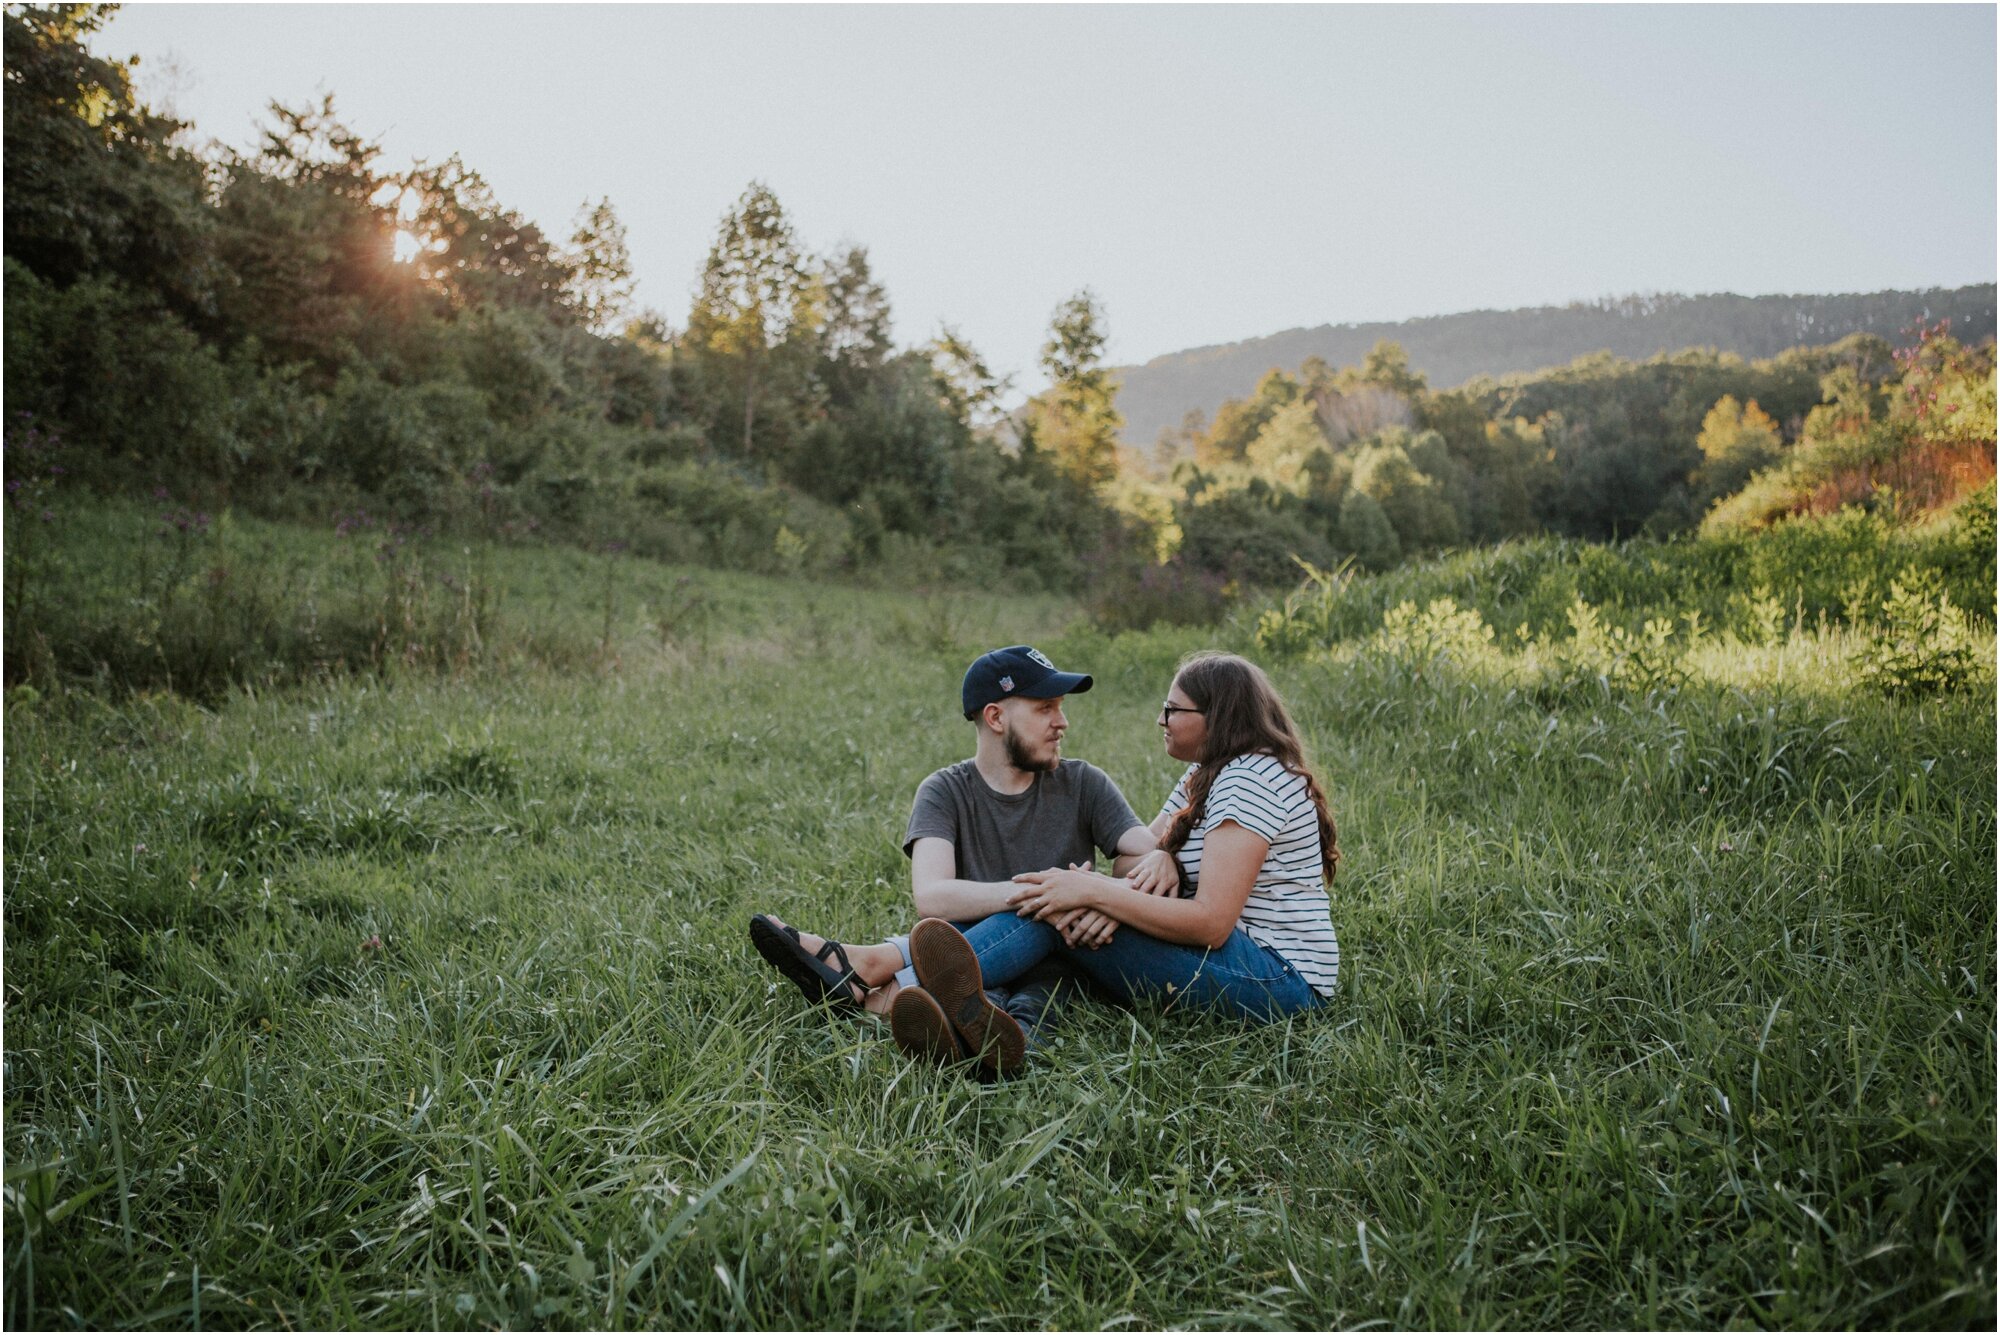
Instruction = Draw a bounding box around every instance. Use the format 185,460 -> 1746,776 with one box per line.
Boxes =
3,503 -> 1994,1329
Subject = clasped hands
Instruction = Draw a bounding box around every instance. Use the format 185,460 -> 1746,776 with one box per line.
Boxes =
1007,849 -> 1182,950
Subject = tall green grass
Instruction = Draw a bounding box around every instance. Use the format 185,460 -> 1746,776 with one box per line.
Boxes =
4,515 -> 1992,1328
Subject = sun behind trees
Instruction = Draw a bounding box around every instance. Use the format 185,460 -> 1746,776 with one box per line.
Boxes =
3,7 -> 1131,590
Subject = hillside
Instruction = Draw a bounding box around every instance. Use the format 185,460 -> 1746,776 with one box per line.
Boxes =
1112,285 -> 1997,446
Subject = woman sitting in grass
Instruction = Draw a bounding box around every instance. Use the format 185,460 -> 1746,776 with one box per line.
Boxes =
756,651 -> 1341,1076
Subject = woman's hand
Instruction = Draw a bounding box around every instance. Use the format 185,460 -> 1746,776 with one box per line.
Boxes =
1008,865 -> 1105,920
1127,848 -> 1182,897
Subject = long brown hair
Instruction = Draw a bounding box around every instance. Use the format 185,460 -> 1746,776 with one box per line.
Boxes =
1161,652 -> 1339,885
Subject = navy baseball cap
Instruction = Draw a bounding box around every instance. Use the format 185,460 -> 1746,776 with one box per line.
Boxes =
961,645 -> 1094,719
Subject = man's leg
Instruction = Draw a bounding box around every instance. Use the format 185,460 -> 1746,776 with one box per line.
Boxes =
886,911 -> 1062,992
988,956 -> 1081,1056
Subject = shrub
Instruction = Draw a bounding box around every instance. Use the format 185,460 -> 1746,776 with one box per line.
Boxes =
1253,559 -> 1357,658
1087,555 -> 1234,634
1370,596 -> 1495,672
1855,566 -> 1988,697
1555,600 -> 1689,694
1177,485 -> 1335,585
3,260 -> 236,488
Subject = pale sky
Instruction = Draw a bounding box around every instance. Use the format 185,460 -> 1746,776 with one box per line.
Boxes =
101,2 -> 1997,398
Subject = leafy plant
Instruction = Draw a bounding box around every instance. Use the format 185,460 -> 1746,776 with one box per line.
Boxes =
1856,566 -> 1988,696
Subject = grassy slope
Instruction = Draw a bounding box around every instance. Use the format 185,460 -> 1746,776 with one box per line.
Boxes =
3,515 -> 1993,1329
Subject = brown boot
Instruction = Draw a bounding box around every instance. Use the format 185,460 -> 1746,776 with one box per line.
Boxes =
889,986 -> 966,1066
908,918 -> 1026,1076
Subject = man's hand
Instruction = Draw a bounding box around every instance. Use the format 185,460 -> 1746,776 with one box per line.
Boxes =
1128,848 -> 1182,897
1052,907 -> 1118,949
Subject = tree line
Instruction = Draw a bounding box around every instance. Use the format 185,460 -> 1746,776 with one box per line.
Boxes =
5,5 -> 1992,618
1123,322 -> 1992,616
3,4 -> 1134,590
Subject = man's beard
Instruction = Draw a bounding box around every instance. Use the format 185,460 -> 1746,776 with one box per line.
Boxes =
1003,721 -> 1059,774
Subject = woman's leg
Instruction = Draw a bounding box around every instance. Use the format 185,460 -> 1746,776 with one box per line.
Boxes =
1059,926 -> 1319,1022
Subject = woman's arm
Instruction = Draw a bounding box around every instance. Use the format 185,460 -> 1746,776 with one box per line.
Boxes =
1113,800 -> 1184,892
912,841 -> 1122,950
1107,821 -> 1158,877
1007,819 -> 1268,950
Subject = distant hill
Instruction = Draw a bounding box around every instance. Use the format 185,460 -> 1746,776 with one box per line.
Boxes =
1111,286 -> 1997,446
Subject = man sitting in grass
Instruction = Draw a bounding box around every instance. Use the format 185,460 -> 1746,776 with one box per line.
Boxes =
750,644 -> 1156,1071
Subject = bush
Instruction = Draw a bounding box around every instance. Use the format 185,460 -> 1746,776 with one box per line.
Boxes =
1087,555 -> 1233,634
3,260 -> 236,488
1855,567 -> 1988,697
1177,486 -> 1334,586
1371,596 -> 1495,672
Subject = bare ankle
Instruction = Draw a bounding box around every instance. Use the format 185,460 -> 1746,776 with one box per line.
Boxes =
856,942 -> 904,987
863,977 -> 901,1017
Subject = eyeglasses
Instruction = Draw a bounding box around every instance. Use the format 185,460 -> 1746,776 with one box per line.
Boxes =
1159,703 -> 1204,721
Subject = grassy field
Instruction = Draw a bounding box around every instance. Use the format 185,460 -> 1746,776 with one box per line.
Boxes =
4,508 -> 1994,1328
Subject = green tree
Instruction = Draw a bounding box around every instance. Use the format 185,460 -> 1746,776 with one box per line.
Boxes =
1200,368 -> 1298,466
1801,365 -> 1879,442
1244,397 -> 1329,491
566,196 -> 634,335
406,154 -> 577,320
1693,394 -> 1783,505
1152,406 -> 1208,475
1474,417 -> 1546,539
685,181 -> 819,461
1338,488 -> 1400,570
1026,289 -> 1123,491
927,325 -> 1013,437
2,3 -> 213,310
816,245 -> 893,406
212,97 -> 412,375
1352,433 -> 1460,551
1358,339 -> 1428,399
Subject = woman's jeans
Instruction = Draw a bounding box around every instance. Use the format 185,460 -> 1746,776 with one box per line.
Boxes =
956,911 -> 1324,1022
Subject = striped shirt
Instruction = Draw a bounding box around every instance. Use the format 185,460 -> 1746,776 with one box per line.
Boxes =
1159,753 -> 1340,997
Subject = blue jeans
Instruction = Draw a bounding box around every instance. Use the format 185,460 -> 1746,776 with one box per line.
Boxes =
958,911 -> 1324,1023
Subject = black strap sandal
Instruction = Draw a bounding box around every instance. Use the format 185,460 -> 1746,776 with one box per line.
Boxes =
749,914 -> 868,1012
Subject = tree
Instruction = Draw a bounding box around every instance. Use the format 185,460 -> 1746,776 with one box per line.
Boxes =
1473,417 -> 1545,539
2,3 -> 213,311
1358,339 -> 1428,399
566,196 -> 634,335
927,325 -> 1013,437
1693,394 -> 1782,505
1352,433 -> 1460,551
685,181 -> 817,460
405,154 -> 577,320
816,244 -> 893,405
212,96 -> 411,373
1200,369 -> 1299,466
1152,406 -> 1208,474
1244,398 -> 1328,492
1338,489 -> 1400,570
1026,289 -> 1123,491
1800,365 -> 1880,443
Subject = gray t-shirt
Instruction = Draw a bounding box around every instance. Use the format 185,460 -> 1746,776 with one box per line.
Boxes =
902,758 -> 1143,882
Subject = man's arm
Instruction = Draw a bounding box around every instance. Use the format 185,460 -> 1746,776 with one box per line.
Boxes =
910,837 -> 1027,919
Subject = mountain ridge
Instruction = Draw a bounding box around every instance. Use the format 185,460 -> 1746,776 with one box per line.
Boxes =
1110,285 -> 1997,446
